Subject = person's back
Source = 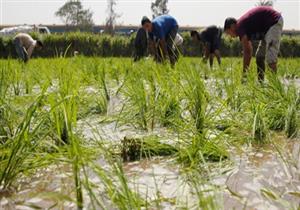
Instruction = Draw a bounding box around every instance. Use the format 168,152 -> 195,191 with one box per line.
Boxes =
14,33 -> 36,49
13,33 -> 43,62
236,6 -> 281,40
151,15 -> 178,39
200,25 -> 222,42
224,6 -> 283,81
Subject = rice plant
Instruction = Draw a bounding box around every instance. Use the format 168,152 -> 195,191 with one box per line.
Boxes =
251,104 -> 268,142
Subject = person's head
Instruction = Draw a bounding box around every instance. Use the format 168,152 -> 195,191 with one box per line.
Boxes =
190,30 -> 200,42
36,40 -> 44,50
224,17 -> 238,37
141,16 -> 152,32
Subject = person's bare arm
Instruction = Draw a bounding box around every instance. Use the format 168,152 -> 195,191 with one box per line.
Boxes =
159,38 -> 169,60
241,35 -> 252,72
27,44 -> 35,59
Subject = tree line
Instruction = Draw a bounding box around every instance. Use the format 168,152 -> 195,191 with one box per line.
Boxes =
55,0 -> 170,35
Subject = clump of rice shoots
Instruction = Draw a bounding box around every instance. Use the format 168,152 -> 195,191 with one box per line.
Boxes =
182,68 -> 208,134
252,104 -> 268,142
95,90 -> 108,115
285,104 -> 298,138
177,135 -> 228,168
121,136 -> 178,162
161,96 -> 181,127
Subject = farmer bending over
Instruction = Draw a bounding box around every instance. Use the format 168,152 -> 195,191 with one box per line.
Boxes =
191,26 -> 222,68
141,15 -> 179,66
224,6 -> 283,81
134,28 -> 148,62
13,33 -> 44,63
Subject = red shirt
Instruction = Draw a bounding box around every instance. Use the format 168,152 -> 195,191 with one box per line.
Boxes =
237,6 -> 281,40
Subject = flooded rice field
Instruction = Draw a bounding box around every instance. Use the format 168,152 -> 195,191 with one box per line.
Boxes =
0,58 -> 299,209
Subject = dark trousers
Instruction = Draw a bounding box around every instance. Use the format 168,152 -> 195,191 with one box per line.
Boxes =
166,26 -> 179,65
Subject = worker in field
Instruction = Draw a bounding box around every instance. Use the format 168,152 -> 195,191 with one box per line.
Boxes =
141,15 -> 180,66
134,27 -> 148,61
13,33 -> 44,63
224,6 -> 283,81
190,26 -> 222,68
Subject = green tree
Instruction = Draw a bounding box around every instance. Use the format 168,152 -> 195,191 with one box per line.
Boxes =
55,0 -> 94,27
151,0 -> 169,18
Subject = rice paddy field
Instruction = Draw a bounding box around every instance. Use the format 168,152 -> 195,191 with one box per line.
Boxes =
0,57 -> 299,210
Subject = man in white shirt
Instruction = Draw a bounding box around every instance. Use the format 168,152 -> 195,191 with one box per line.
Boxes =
13,33 -> 43,62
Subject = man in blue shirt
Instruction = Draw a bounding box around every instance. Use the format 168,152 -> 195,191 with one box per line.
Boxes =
141,15 -> 179,66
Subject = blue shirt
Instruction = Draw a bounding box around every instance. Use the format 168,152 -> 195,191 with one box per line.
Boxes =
150,15 -> 178,40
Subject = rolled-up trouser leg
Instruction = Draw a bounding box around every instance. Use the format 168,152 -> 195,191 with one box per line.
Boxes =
166,26 -> 178,66
256,40 -> 266,81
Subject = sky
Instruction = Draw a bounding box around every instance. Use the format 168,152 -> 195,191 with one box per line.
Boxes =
0,0 -> 299,30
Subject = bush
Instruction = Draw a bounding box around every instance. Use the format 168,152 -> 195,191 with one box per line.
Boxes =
1,32 -> 300,58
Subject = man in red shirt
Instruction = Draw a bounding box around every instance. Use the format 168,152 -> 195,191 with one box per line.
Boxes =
224,6 -> 283,81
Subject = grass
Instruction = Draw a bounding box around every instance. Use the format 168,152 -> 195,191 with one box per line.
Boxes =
0,57 -> 299,209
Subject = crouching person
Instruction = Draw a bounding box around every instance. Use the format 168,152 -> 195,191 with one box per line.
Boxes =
141,15 -> 180,66
134,28 -> 148,62
191,26 -> 222,68
224,6 -> 283,81
13,33 -> 43,63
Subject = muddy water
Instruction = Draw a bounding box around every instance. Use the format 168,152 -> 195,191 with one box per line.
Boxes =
221,139 -> 300,210
122,138 -> 300,210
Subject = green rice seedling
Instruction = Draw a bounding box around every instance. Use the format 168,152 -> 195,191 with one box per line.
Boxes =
251,104 -> 268,142
161,95 -> 181,127
95,91 -> 108,115
256,72 -> 299,136
120,69 -> 149,130
177,134 -> 228,168
222,65 -> 243,111
98,67 -> 110,101
8,62 -> 22,96
285,103 -> 298,138
154,67 -> 182,128
180,66 -> 208,134
0,102 -> 13,143
0,65 -> 10,99
0,93 -> 47,190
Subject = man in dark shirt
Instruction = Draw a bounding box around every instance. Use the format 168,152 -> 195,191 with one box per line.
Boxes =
141,15 -> 179,66
224,6 -> 283,81
191,25 -> 222,68
134,28 -> 148,61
